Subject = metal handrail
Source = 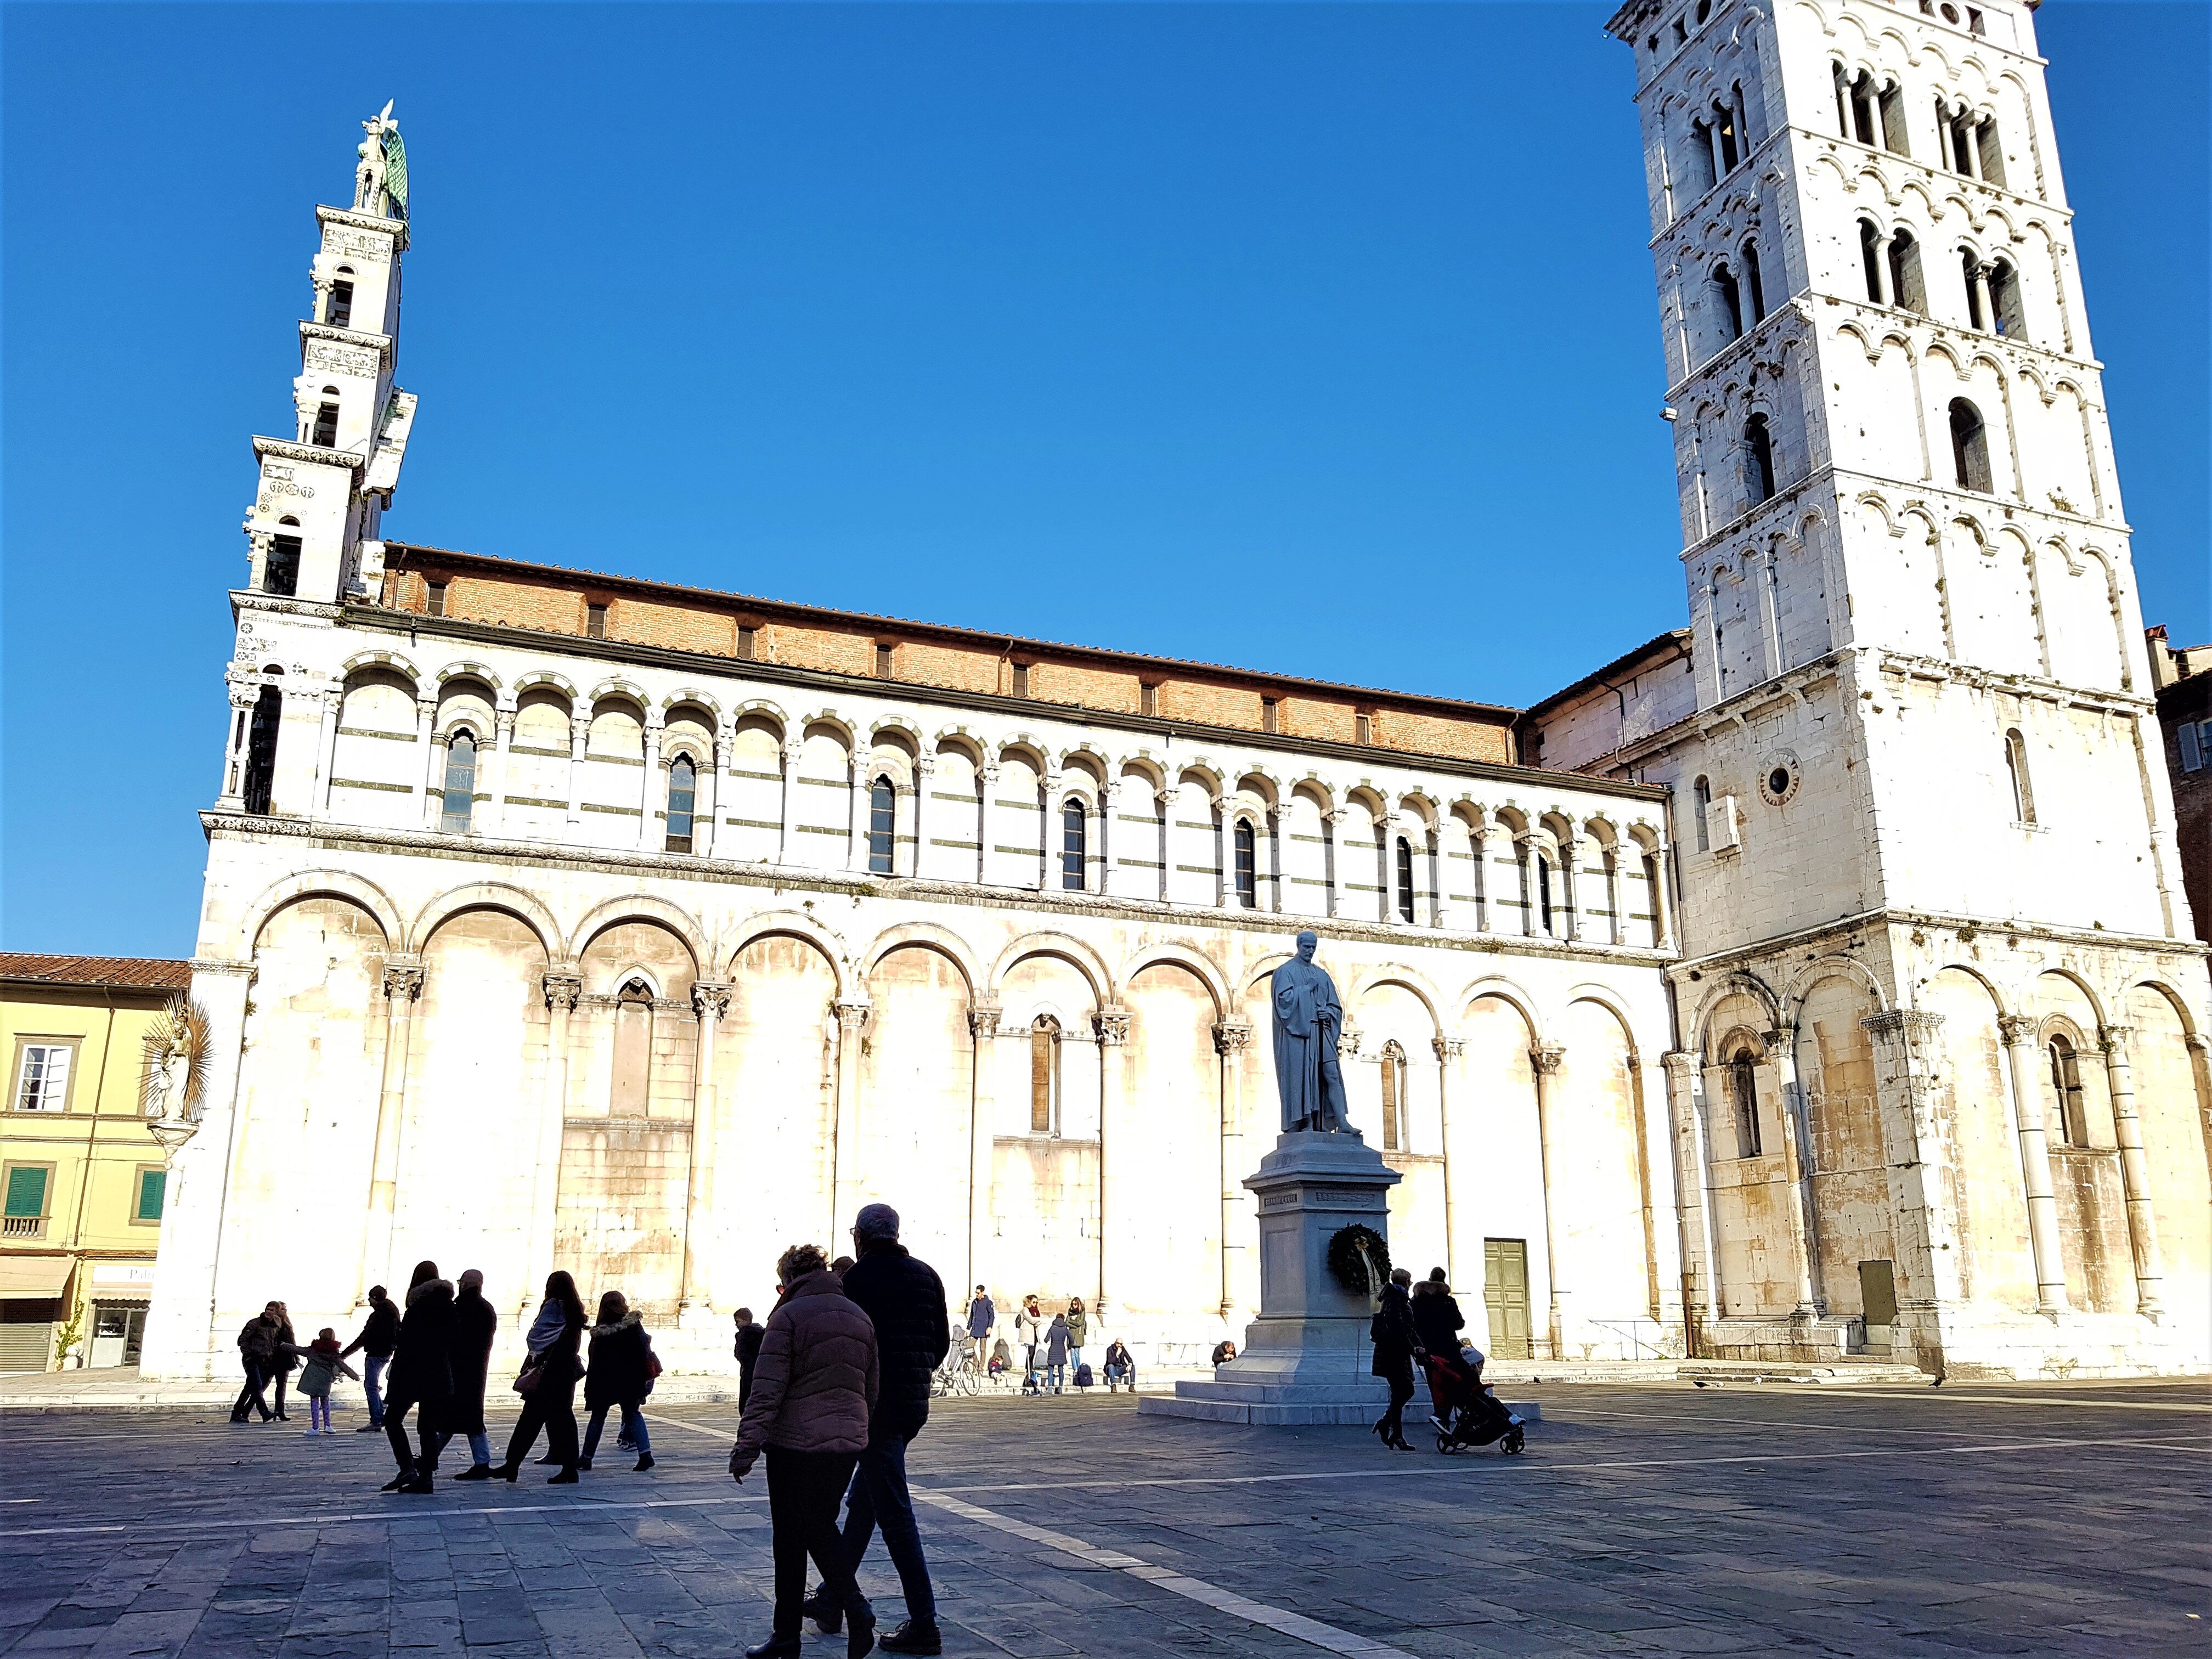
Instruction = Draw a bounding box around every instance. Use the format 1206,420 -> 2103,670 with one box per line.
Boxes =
1587,1318 -> 1666,1360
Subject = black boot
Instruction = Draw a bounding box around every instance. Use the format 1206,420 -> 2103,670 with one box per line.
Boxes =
803,1585 -> 842,1635
845,1595 -> 877,1659
878,1618 -> 943,1656
743,1637 -> 802,1658
548,1466 -> 579,1485
453,1464 -> 494,1481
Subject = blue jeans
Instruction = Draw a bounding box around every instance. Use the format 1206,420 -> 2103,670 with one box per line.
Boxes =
1047,1363 -> 1065,1391
362,1355 -> 388,1426
840,1417 -> 934,1623
580,1402 -> 651,1460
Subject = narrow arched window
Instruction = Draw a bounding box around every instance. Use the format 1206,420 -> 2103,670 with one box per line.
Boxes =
1961,250 -> 1987,330
1394,836 -> 1416,923
311,391 -> 340,448
1832,62 -> 1853,139
1713,99 -> 1740,171
2047,1036 -> 2087,1146
612,979 -> 654,1114
868,775 -> 895,873
1730,1049 -> 1762,1156
264,518 -> 302,597
1713,263 -> 1744,343
1975,117 -> 2006,187
328,274 -> 356,329
1877,82 -> 1909,154
1687,117 -> 1718,195
440,731 -> 477,833
665,754 -> 696,853
1988,259 -> 2025,340
1030,1015 -> 1060,1134
1887,229 -> 1925,314
242,686 -> 281,816
1859,219 -> 1885,303
1745,414 -> 1777,505
1846,71 -> 1876,145
1692,777 -> 1713,852
1536,852 -> 1555,934
1742,243 -> 1766,323
1062,798 -> 1087,890
1379,1040 -> 1407,1152
2004,727 -> 2035,824
1949,398 -> 1991,492
1233,819 -> 1258,908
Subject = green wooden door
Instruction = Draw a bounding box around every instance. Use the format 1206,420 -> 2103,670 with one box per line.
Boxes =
1483,1238 -> 1532,1360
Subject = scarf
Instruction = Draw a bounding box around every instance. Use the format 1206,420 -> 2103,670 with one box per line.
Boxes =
526,1297 -> 568,1355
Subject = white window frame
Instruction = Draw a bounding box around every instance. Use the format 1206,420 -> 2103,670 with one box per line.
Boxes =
12,1040 -> 78,1113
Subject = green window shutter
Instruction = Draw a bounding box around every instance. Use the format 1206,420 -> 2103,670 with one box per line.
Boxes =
4,1166 -> 47,1218
136,1169 -> 167,1221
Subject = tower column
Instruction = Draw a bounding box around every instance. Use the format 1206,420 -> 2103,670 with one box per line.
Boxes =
409,691 -> 438,825
2098,1025 -> 2166,1319
1212,1020 -> 1251,1316
679,982 -> 732,1315
778,738 -> 802,864
978,764 -> 1001,885
362,960 -> 425,1300
1530,1042 -> 1568,1358
482,699 -> 515,834
1767,1025 -> 1824,1318
565,712 -> 589,829
637,714 -> 663,851
525,972 -> 581,1318
830,1001 -> 871,1236
697,726 -> 727,859
311,685 -> 342,817
966,1000 -> 1001,1297
1997,1014 -> 2070,1316
911,755 -> 935,879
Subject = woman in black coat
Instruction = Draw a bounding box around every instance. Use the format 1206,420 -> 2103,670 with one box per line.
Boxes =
579,1290 -> 656,1473
1369,1267 -> 1421,1452
496,1271 -> 587,1485
381,1260 -> 455,1494
1410,1269 -> 1466,1367
266,1302 -> 298,1421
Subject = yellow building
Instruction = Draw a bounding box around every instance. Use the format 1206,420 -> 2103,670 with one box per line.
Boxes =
1,953 -> 191,1372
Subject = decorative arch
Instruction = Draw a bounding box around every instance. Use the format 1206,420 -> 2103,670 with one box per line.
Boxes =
586,678 -> 650,712
1561,983 -> 1646,1048
797,709 -> 859,746
994,931 -> 1118,1008
724,910 -> 851,1000
2032,966 -> 2109,1029
1347,967 -> 1445,1036
860,921 -> 983,998
1112,941 -> 1228,1019
408,882 -> 563,959
1780,955 -> 1889,1019
1686,970 -> 1783,1059
340,648 -> 422,682
1457,976 -> 1544,1046
661,686 -> 723,718
236,869 -> 403,958
435,660 -> 502,692
570,895 -> 708,973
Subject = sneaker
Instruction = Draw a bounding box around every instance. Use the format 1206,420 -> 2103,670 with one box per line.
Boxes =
877,1621 -> 943,1656
302,1427 -> 321,1437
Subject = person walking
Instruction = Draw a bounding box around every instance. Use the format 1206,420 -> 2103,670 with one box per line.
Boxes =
1063,1297 -> 1088,1377
801,1204 -> 950,1656
494,1270 -> 586,1485
265,1302 -> 298,1421
735,1307 -> 765,1409
1014,1296 -> 1042,1380
727,1243 -> 880,1659
289,1328 -> 358,1435
230,1306 -> 279,1423
579,1291 -> 657,1472
1043,1312 -> 1070,1394
381,1260 -> 456,1493
341,1284 -> 399,1433
963,1285 -> 994,1371
441,1269 -> 500,1480
1370,1266 -> 1421,1452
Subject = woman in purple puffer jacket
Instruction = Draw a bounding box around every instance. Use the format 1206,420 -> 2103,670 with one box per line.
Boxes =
729,1243 -> 880,1659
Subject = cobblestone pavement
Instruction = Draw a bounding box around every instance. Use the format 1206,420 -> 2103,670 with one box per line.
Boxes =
0,1380 -> 2204,1658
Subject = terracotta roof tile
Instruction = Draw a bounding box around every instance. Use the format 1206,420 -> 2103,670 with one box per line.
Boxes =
0,954 -> 193,991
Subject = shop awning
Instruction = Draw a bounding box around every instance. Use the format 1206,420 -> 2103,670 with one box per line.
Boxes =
0,1255 -> 74,1299
89,1261 -> 156,1298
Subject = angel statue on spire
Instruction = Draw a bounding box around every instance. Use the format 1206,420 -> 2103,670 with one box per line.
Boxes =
353,100 -> 409,219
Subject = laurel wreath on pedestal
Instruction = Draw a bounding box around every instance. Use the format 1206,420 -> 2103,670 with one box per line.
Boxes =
1325,1224 -> 1391,1298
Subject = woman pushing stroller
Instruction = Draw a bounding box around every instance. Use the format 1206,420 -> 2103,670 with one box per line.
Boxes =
1412,1268 -> 1525,1456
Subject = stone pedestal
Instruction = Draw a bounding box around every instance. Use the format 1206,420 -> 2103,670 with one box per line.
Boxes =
1141,1131 -> 1402,1425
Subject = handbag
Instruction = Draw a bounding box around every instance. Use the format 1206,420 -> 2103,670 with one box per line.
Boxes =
513,1357 -> 546,1397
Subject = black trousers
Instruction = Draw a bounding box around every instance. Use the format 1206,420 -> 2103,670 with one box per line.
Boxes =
270,1368 -> 292,1418
384,1393 -> 444,1474
503,1382 -> 579,1471
766,1446 -> 861,1636
230,1358 -> 271,1421
1376,1356 -> 1415,1435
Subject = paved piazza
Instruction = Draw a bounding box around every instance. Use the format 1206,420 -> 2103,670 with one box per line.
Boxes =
0,1384 -> 2203,1659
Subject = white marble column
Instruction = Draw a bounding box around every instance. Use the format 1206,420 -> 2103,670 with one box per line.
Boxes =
311,686 -> 342,817
1530,1042 -> 1568,1358
1154,788 -> 1173,901
966,1001 -> 1002,1296
680,982 -> 732,1314
1097,1007 -> 1130,1322
1663,1049 -> 1718,1344
1268,805 -> 1286,913
410,693 -> 439,827
1214,797 -> 1232,907
1434,1036 -> 1467,1284
698,727 -> 729,859
912,756 -> 935,879
1998,1013 -> 2071,1314
362,959 -> 425,1299
638,715 -> 664,851
565,712 -> 590,831
1212,1019 -> 1251,1315
524,972 -> 581,1316
218,682 -> 257,808
2098,1024 -> 2165,1319
831,1001 -> 871,1235
483,700 -> 515,835
778,738 -> 803,864
1765,1024 -> 1824,1317
1474,825 -> 1503,933
847,762 -> 872,872
978,763 -> 1001,885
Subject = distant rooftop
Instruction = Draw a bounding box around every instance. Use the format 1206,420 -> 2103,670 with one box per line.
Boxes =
0,954 -> 193,992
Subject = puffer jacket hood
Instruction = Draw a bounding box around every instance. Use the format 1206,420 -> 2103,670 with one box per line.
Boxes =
583,1308 -> 654,1411
406,1277 -> 454,1309
731,1269 -> 879,1458
591,1308 -> 643,1341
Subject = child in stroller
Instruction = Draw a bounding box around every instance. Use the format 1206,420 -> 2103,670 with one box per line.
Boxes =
1421,1343 -> 1526,1455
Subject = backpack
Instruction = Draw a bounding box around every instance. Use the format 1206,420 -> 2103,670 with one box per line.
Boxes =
1074,1363 -> 1094,1390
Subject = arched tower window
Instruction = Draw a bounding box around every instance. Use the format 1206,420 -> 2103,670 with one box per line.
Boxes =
1988,259 -> 2025,340
242,686 -> 281,816
1063,799 -> 1087,891
1535,850 -> 1555,934
311,389 -> 340,449
1730,1048 -> 1763,1156
264,517 -> 302,598
1029,1015 -> 1061,1134
1742,242 -> 1766,323
1887,229 -> 1926,314
665,754 -> 696,853
1859,219 -> 1885,302
1686,115 -> 1718,195
1232,818 -> 1258,907
440,731 -> 477,833
1394,836 -> 1416,923
2047,1036 -> 2087,1146
1878,81 -> 1909,154
1713,262 -> 1743,343
1379,1040 -> 1407,1152
1713,99 -> 1741,171
1949,398 -> 1991,492
1975,117 -> 2006,187
1745,415 -> 1777,505
867,775 -> 895,873
2004,727 -> 2035,824
1692,777 -> 1712,852
328,268 -> 356,329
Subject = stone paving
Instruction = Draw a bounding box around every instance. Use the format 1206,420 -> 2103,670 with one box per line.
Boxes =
0,1380 -> 2204,1658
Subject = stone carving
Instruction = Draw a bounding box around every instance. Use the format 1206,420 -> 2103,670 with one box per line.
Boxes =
382,964 -> 425,1002
1271,931 -> 1348,1133
1094,1009 -> 1131,1047
541,972 -> 583,1013
692,982 -> 732,1022
1529,1043 -> 1564,1076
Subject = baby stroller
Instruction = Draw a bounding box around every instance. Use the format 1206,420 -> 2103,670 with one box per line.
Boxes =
1421,1345 -> 1526,1455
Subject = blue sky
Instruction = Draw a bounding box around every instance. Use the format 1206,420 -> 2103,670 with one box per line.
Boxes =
3,2 -> 2205,958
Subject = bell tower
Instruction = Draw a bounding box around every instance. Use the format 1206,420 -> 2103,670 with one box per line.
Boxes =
240,102 -> 419,607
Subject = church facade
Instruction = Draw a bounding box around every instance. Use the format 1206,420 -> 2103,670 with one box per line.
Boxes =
143,0 -> 2210,1381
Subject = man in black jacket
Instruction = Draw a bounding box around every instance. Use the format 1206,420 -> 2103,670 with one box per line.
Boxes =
804,1202 -> 950,1655
732,1307 -> 765,1408
341,1285 -> 399,1431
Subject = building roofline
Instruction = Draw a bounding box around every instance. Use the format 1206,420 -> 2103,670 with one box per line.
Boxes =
384,543 -> 1525,724
0,953 -> 194,993
1519,629 -> 1694,726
